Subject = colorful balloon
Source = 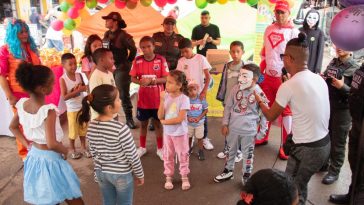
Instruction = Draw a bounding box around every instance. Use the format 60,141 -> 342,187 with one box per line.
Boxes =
98,0 -> 108,3
126,0 -> 138,9
86,0 -> 97,8
155,0 -> 167,7
74,0 -> 86,9
330,5 -> 364,51
268,0 -> 276,3
66,0 -> 75,4
64,18 -> 76,30
68,7 -> 80,19
51,20 -> 64,31
167,0 -> 177,4
62,28 -> 73,36
115,0 -> 126,8
141,0 -> 152,6
60,2 -> 71,12
218,0 -> 228,4
196,0 -> 208,8
74,17 -> 82,28
247,0 -> 258,6
238,0 -> 246,2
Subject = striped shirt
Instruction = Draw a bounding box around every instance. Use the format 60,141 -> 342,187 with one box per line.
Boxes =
87,119 -> 144,178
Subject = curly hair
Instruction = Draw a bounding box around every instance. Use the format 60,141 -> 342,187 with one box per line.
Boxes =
5,19 -> 38,59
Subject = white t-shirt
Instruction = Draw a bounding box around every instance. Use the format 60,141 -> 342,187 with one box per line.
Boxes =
275,70 -> 330,144
61,73 -> 85,112
176,54 -> 211,93
89,69 -> 115,92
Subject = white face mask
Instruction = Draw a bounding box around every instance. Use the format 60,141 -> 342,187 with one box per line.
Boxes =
238,69 -> 254,90
306,13 -> 319,28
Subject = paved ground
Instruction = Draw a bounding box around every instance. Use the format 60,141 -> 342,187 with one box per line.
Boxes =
0,113 -> 351,205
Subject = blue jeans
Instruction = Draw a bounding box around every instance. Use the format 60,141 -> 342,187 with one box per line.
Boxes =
95,170 -> 134,205
47,39 -> 64,51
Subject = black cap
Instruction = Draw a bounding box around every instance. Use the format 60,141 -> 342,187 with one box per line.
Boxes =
102,12 -> 126,29
163,16 -> 176,25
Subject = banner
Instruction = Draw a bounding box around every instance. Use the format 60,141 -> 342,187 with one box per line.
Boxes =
206,73 -> 224,117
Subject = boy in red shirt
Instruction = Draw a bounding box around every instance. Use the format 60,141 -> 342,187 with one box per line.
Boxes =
130,36 -> 169,160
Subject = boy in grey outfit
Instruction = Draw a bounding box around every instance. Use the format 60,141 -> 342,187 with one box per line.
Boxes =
214,64 -> 268,185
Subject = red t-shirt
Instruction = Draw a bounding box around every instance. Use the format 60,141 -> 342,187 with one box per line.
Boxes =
130,54 -> 169,109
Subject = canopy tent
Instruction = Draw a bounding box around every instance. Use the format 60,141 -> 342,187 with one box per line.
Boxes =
177,1 -> 258,60
77,3 -> 165,42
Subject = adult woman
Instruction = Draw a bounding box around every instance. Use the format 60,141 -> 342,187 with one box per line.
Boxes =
0,18 -> 41,160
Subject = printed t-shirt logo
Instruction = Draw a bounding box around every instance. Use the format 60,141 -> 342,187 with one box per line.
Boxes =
268,32 -> 285,48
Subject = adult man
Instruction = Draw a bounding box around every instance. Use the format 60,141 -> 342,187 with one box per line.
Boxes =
258,0 -> 299,160
190,10 -> 220,150
329,63 -> 364,204
153,16 -> 184,71
191,10 -> 221,57
150,16 -> 183,131
103,12 -> 137,129
255,33 -> 330,205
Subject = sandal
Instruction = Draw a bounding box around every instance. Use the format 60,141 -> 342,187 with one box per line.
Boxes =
83,150 -> 92,158
181,177 -> 190,191
71,152 -> 82,159
164,177 -> 174,190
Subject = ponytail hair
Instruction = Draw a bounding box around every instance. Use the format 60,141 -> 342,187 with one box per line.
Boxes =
169,70 -> 188,95
77,84 -> 118,125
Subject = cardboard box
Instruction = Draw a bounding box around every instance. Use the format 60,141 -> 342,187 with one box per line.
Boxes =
206,49 -> 231,73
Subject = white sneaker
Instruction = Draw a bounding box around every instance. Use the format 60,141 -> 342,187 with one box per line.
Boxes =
217,152 -> 226,159
137,147 -> 147,158
203,138 -> 214,150
235,150 -> 243,163
156,149 -> 163,161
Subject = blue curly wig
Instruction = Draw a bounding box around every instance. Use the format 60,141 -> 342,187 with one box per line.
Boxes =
5,19 -> 38,59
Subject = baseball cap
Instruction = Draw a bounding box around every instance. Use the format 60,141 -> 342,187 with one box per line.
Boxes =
275,0 -> 290,13
163,16 -> 176,25
102,12 -> 126,28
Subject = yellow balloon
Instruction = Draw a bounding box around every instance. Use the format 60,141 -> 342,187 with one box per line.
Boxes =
79,8 -> 90,20
74,17 -> 82,28
62,28 -> 73,36
218,0 -> 228,4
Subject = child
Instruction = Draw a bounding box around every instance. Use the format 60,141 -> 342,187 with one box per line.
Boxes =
214,64 -> 268,185
158,70 -> 190,190
9,62 -> 84,205
187,81 -> 208,160
216,41 -> 245,161
88,48 -> 116,120
176,38 -> 213,150
130,36 -> 169,160
77,84 -> 144,204
60,53 -> 89,159
81,34 -> 103,79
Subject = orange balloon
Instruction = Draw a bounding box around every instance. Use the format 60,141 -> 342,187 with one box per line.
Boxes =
65,0 -> 76,4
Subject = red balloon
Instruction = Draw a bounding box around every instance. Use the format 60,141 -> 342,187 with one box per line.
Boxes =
98,0 -> 108,3
126,0 -> 138,9
68,7 -> 80,19
51,20 -> 64,31
115,0 -> 127,8
239,0 -> 247,2
74,0 -> 85,9
155,0 -> 167,7
167,0 -> 177,4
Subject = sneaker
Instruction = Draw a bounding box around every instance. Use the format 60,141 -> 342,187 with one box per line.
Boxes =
203,138 -> 214,150
198,149 -> 205,161
279,147 -> 288,160
214,169 -> 234,183
217,151 -> 226,159
137,147 -> 147,158
156,149 -> 163,161
235,150 -> 243,163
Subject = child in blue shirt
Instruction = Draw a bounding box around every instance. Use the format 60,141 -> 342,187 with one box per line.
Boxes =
187,81 -> 208,160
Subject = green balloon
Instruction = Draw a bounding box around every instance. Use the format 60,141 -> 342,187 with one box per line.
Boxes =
86,0 -> 97,9
64,18 -> 76,30
207,0 -> 217,3
140,0 -> 152,7
247,0 -> 258,6
60,2 -> 71,12
195,0 -> 208,9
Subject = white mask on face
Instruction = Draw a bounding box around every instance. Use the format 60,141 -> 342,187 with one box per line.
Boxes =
238,69 -> 254,90
306,13 -> 319,28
